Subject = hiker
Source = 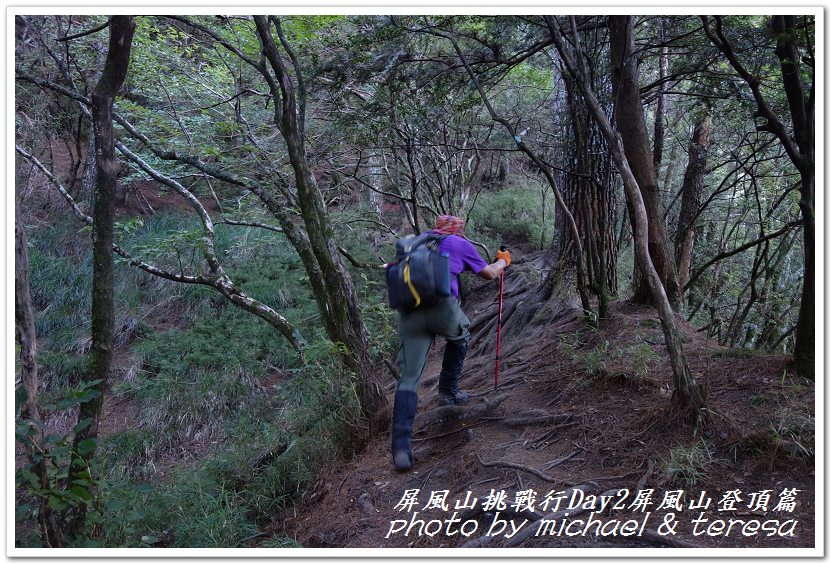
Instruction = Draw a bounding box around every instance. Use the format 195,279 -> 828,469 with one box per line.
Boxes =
391,215 -> 510,472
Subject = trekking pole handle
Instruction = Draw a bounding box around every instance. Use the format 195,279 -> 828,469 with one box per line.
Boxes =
497,245 -> 510,269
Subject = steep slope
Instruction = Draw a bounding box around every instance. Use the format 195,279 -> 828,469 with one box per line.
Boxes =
278,267 -> 816,551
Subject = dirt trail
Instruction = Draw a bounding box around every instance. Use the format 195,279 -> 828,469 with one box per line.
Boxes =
279,278 -> 816,551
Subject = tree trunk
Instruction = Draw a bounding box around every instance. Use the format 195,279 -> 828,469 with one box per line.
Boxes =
81,130 -> 96,208
653,19 -> 669,171
253,16 -> 385,418
75,13 -> 134,444
68,14 -> 135,537
16,192 -> 65,547
772,15 -> 815,379
498,152 -> 509,184
555,72 -> 617,318
608,15 -> 682,309
15,202 -> 39,421
547,15 -> 702,415
792,168 -> 814,378
368,149 -> 384,218
675,112 -> 711,298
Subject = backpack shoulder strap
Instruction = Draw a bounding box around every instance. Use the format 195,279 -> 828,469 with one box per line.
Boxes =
422,232 -> 448,251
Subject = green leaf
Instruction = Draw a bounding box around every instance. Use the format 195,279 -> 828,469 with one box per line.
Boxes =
86,512 -> 105,524
19,469 -> 40,489
106,499 -> 128,512
16,423 -> 39,439
141,536 -> 159,545
81,389 -> 102,402
70,485 -> 93,501
133,484 -> 155,493
47,494 -> 69,511
73,418 -> 93,434
50,446 -> 71,458
77,438 -> 98,455
71,456 -> 88,468
44,433 -> 63,445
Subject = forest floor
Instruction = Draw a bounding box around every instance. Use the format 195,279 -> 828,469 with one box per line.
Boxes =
272,269 -> 817,552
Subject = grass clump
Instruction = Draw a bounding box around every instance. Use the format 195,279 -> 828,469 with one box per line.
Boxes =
557,331 -> 661,381
658,439 -> 722,485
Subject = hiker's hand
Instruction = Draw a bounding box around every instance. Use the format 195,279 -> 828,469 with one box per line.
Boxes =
497,249 -> 511,268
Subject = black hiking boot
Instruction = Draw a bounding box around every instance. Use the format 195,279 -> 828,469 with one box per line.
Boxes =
391,390 -> 418,472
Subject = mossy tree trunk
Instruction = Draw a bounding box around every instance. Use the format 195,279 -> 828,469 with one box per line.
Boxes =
68,15 -> 135,537
675,112 -> 711,301
252,16 -> 385,419
16,191 -> 62,546
15,201 -> 39,422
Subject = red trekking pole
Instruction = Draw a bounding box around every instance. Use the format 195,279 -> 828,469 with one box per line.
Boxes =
495,246 -> 507,390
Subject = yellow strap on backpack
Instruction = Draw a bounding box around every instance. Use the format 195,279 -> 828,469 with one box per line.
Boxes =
403,257 -> 421,307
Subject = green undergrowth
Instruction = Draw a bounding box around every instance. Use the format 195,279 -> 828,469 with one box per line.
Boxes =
658,439 -> 723,486
113,345 -> 361,547
468,179 -> 554,251
733,374 -> 815,464
27,213 -> 189,396
557,328 -> 661,386
19,208 -> 382,547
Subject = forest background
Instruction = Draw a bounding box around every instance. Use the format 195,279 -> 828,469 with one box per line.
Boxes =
11,12 -> 821,551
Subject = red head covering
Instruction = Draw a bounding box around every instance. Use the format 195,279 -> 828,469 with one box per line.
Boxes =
433,215 -> 466,237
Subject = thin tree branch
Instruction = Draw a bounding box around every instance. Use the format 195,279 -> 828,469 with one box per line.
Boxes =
218,218 -> 283,233
336,245 -> 386,270
57,20 -> 110,41
684,220 -> 803,291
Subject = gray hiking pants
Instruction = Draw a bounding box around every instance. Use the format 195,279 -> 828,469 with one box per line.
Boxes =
395,297 -> 471,393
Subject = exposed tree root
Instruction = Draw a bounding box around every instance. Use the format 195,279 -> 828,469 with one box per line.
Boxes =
419,373 -> 439,389
468,300 -> 520,351
476,453 -> 572,484
384,358 -> 400,381
413,394 -> 510,433
503,412 -> 581,427
543,451 -> 578,470
529,421 -> 581,448
468,303 -> 499,333
413,420 -> 489,442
